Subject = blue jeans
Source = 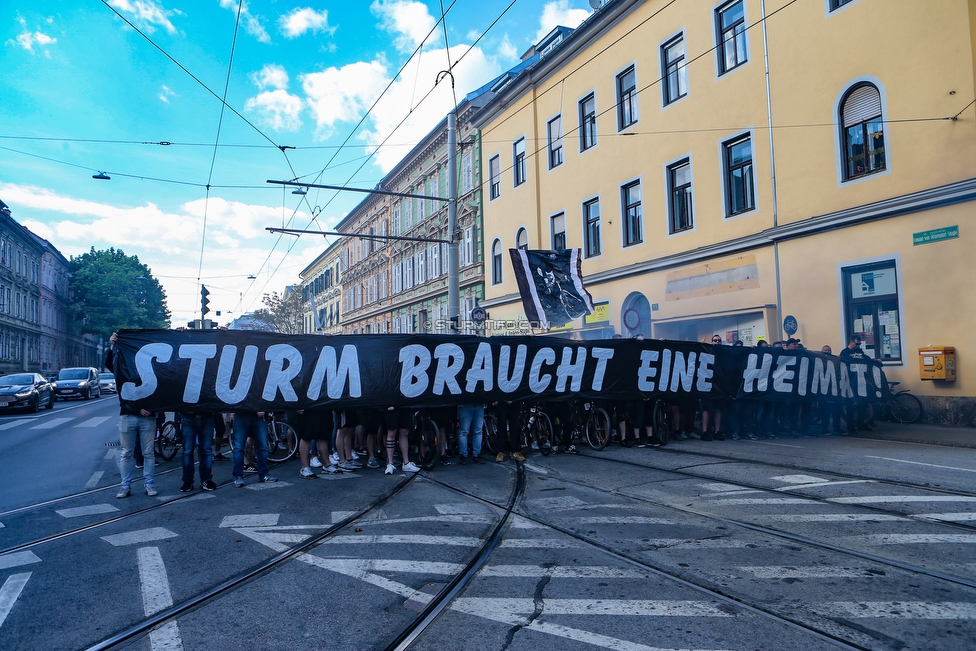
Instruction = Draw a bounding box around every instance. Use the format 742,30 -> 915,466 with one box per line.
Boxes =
181,415 -> 214,483
457,404 -> 485,458
119,414 -> 156,489
232,412 -> 269,478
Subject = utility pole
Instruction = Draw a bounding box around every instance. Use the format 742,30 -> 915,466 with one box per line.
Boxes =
447,110 -> 460,332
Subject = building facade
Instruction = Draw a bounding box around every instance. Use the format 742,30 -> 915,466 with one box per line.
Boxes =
0,202 -> 44,374
300,239 -> 343,335
471,0 -> 976,423
33,235 -> 72,375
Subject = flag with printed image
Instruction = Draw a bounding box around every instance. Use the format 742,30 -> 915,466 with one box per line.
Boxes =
509,248 -> 594,327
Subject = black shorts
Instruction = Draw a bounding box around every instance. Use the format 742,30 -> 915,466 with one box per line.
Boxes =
334,409 -> 358,430
295,410 -> 333,441
427,407 -> 456,432
357,408 -> 383,435
384,407 -> 412,432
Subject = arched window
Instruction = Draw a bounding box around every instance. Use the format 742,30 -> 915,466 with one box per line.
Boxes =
516,227 -> 528,250
491,239 -> 503,285
840,83 -> 885,180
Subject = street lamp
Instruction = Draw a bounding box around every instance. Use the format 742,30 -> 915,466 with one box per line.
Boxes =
92,172 -> 111,180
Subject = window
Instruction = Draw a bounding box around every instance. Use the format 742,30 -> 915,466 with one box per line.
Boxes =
516,227 -> 528,250
551,213 -> 566,251
547,116 -> 563,169
583,198 -> 601,258
842,260 -> 901,362
617,66 -> 638,130
513,138 -> 526,186
724,135 -> 755,216
668,159 -> 693,233
489,155 -> 501,200
829,0 -> 855,10
716,1 -> 747,74
461,151 -> 473,193
621,181 -> 643,246
579,94 -> 597,151
491,239 -> 503,285
661,35 -> 688,105
841,84 -> 885,180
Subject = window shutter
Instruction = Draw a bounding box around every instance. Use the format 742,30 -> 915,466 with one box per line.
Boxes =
843,85 -> 882,126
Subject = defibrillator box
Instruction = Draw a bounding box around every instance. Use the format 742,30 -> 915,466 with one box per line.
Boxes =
918,346 -> 956,381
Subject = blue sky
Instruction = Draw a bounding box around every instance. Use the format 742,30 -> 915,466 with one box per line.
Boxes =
0,0 -> 593,326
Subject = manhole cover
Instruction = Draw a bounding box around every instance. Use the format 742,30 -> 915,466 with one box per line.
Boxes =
104,442 -> 121,447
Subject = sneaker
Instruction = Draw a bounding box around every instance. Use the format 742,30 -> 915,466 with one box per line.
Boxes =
310,456 -> 323,468
321,464 -> 342,474
367,458 -> 380,469
145,485 -> 158,497
731,432 -> 741,440
701,433 -> 713,441
300,466 -> 318,479
511,452 -> 526,462
747,433 -> 759,440
715,432 -> 726,441
472,455 -> 485,465
675,432 -> 688,441
636,439 -> 647,448
234,476 -> 245,488
495,452 -> 506,462
201,480 -> 217,491
622,439 -> 634,448
565,444 -> 579,454
116,487 -> 130,499
385,463 -> 395,475
440,455 -> 452,465
135,461 -> 144,469
531,441 -> 539,450
459,456 -> 468,465
329,452 -> 340,465
180,481 -> 193,493
402,461 -> 421,472
244,464 -> 257,474
542,441 -> 551,449
259,475 -> 278,483
351,450 -> 360,460
339,461 -> 361,471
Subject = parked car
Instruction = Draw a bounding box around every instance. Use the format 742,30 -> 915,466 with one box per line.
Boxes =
0,373 -> 55,412
54,367 -> 101,400
99,372 -> 117,394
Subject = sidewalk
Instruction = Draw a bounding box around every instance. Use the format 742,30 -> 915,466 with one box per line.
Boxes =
853,422 -> 976,449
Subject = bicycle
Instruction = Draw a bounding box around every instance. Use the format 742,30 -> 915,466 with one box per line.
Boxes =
154,417 -> 180,462
552,400 -> 611,451
265,412 -> 299,463
522,402 -> 553,455
882,381 -> 923,424
411,409 -> 440,470
650,398 -> 672,446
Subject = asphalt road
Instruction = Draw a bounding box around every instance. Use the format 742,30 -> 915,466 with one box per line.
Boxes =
1,414 -> 975,651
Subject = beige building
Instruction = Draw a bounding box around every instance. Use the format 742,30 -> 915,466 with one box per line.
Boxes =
300,239 -> 343,335
471,0 -> 976,423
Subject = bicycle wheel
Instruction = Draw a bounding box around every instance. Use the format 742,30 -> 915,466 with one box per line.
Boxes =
889,392 -> 923,424
267,422 -> 299,462
585,407 -> 611,450
652,401 -> 670,446
158,421 -> 179,461
417,418 -> 440,470
482,413 -> 499,454
533,412 -> 554,456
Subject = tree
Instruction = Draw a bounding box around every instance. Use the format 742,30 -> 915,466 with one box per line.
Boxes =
69,247 -> 170,341
252,288 -> 303,334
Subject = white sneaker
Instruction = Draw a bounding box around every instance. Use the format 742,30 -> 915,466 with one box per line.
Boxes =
310,456 -> 323,468
351,450 -> 360,460
329,452 -> 340,465
300,466 -> 317,479
385,463 -> 395,475
402,461 -> 421,472
531,441 -> 539,450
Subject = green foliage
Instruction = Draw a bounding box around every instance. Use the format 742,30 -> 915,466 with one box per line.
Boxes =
252,289 -> 303,334
68,247 -> 170,340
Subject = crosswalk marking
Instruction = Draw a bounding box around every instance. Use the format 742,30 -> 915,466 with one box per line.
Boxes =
0,573 -> 31,629
849,534 -> 976,545
325,534 -> 482,547
0,419 -> 33,430
101,527 -> 178,547
84,471 -> 104,489
76,417 -> 111,428
220,514 -> 280,528
138,547 -> 185,651
479,565 -> 647,579
813,601 -> 976,620
866,456 -> 976,474
0,551 -> 41,570
774,480 -> 874,491
29,417 -> 73,430
706,498 -> 814,505
451,597 -> 733,617
56,504 -> 119,518
917,512 -> 976,522
567,516 -> 679,525
828,495 -> 976,504
760,513 -> 909,522
738,566 -> 879,579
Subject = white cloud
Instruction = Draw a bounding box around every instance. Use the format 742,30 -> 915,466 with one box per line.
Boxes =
279,7 -> 330,39
371,0 -> 436,53
219,0 -> 269,43
535,0 -> 591,43
10,17 -> 58,53
244,90 -> 303,131
497,35 -> 518,61
158,85 -> 177,103
301,60 -> 390,138
108,0 -> 178,35
251,63 -> 289,91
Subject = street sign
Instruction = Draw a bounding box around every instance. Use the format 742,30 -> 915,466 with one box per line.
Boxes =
783,315 -> 798,336
470,306 -> 487,326
623,308 -> 641,331
913,225 -> 958,246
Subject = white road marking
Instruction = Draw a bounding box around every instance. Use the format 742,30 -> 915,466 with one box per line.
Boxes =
137,547 -> 185,651
29,417 -> 73,430
244,481 -> 291,491
0,551 -> 41,570
917,512 -> 976,522
0,522 -> 4,529
638,539 -> 756,549
754,441 -> 804,449
771,474 -> 826,484
104,448 -> 119,460
56,503 -> 119,518
364,515 -> 495,526
706,498 -> 814,505
479,565 -> 647,579
812,601 -> 976,619
866,456 -> 976,474
500,538 -> 580,548
0,573 -> 31,629
220,514 -> 280,528
774,480 -> 874,491
761,513 -> 909,522
0,419 -> 32,430
84,471 -> 105,489
849,534 -> 976,545
303,558 -> 464,575
101,527 -> 178,547
434,503 -> 484,515
528,496 -> 587,509
828,495 -> 976,504
325,534 -> 482,547
738,566 -> 878,579
76,417 -> 111,428
158,493 -> 214,503
567,516 -> 678,525
510,516 -> 545,529
331,511 -> 358,522
451,597 -> 733,617
701,483 -> 754,492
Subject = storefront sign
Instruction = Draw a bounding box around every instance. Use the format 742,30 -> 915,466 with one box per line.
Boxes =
584,302 -> 610,326
913,226 -> 958,246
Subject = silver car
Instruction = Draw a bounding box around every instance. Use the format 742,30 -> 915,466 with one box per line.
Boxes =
54,367 -> 101,400
99,372 -> 117,394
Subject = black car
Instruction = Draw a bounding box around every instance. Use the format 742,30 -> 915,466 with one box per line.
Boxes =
0,373 -> 55,412
54,367 -> 102,400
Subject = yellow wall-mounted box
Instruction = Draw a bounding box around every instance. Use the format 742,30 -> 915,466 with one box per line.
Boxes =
919,347 -> 956,381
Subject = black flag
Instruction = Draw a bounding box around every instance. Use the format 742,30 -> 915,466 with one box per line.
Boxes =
510,248 -> 594,326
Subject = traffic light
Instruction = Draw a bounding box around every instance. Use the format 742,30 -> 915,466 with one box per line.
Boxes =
201,285 -> 210,316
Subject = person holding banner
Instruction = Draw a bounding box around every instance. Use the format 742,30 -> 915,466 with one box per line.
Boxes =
457,403 -> 486,464
231,411 -> 277,487
493,401 -> 525,463
106,332 -> 158,498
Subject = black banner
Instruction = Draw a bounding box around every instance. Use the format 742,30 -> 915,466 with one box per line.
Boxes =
110,330 -> 888,413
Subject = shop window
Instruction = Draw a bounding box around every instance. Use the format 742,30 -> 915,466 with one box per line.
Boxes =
842,260 -> 902,362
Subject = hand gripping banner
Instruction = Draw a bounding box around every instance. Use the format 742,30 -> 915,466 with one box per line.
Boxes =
111,329 -> 888,414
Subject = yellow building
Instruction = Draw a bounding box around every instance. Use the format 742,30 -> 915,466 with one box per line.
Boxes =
472,0 -> 976,424
299,239 -> 343,335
